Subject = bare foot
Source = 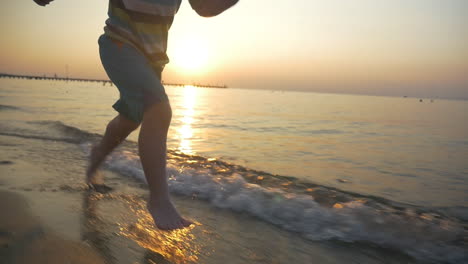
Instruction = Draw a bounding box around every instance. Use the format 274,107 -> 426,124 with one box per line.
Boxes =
147,198 -> 193,230
86,144 -> 104,186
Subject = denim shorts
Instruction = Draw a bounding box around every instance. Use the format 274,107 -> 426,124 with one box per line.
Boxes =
98,34 -> 168,124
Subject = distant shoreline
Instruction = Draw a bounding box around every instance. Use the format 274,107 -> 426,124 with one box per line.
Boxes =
0,73 -> 228,89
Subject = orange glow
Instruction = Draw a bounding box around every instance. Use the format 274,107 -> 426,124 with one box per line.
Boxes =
333,203 -> 344,209
2,1 -> 467,98
177,85 -> 197,154
120,199 -> 202,264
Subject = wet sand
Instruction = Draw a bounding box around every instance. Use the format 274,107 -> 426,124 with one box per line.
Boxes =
0,190 -> 106,264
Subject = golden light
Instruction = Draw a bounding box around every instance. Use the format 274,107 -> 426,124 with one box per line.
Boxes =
177,85 -> 197,154
120,198 -> 202,264
170,36 -> 210,73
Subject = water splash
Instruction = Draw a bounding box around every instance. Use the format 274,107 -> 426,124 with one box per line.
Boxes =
120,198 -> 202,264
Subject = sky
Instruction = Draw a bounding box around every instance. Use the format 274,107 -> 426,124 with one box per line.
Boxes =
1,0 -> 467,99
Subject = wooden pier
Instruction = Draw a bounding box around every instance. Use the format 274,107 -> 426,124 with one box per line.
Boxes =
0,73 -> 228,89
0,73 -> 113,85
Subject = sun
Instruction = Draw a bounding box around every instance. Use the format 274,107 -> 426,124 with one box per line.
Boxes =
170,36 -> 210,73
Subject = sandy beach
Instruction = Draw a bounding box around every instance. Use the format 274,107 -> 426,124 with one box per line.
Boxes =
0,189 -> 106,264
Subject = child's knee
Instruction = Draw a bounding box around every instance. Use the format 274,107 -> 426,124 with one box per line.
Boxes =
111,115 -> 140,133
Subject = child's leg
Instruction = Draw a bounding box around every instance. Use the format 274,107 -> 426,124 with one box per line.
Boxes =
87,114 -> 139,185
139,101 -> 192,230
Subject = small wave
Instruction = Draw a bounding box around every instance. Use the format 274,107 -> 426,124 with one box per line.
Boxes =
0,104 -> 21,111
0,121 -> 100,144
190,123 -> 345,135
97,147 -> 467,264
438,206 -> 468,222
28,120 -> 100,140
0,160 -> 14,165
304,129 -> 344,135
0,131 -> 83,144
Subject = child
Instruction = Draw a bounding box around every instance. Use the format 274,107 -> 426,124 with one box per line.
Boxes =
34,0 -> 239,230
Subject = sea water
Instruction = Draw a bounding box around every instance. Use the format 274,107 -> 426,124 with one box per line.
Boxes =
0,78 -> 467,263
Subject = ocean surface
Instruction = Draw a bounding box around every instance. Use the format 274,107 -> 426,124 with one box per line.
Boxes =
0,78 -> 467,263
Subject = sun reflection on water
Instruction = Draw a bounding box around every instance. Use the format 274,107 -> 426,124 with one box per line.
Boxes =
177,85 -> 197,154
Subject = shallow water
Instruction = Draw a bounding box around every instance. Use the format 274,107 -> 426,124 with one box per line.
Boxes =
1,78 -> 467,207
0,78 -> 467,263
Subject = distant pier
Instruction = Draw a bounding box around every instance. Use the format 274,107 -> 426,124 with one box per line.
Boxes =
162,81 -> 228,89
0,73 -> 113,86
0,73 -> 228,89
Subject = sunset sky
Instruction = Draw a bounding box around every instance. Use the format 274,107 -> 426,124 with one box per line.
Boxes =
1,0 -> 467,99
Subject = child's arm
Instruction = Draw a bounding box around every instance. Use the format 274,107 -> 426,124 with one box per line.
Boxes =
189,0 -> 239,17
33,0 -> 54,7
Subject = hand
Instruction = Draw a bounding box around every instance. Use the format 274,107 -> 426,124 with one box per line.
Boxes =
190,0 -> 239,17
33,0 -> 54,7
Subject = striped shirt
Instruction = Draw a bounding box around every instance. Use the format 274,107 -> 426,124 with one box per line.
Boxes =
104,0 -> 182,69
